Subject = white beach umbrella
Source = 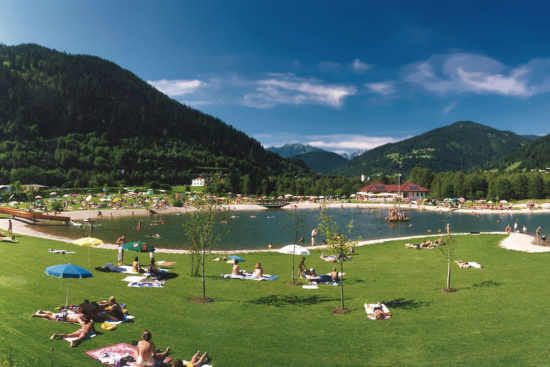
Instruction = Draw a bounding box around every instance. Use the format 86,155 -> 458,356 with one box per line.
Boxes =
278,244 -> 311,256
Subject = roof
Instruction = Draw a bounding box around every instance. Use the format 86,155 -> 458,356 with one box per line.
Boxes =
358,181 -> 429,193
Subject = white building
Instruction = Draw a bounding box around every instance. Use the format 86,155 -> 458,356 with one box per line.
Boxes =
191,177 -> 205,187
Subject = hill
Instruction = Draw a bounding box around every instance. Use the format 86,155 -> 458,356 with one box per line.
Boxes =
493,134 -> 550,171
267,143 -> 323,158
333,121 -> 531,177
0,44 -> 309,188
292,150 -> 349,173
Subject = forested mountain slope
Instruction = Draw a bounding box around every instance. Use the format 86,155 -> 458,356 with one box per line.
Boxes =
0,44 -> 309,187
333,121 -> 530,177
292,151 -> 349,173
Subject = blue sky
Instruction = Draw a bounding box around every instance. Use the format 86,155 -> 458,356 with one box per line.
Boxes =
1,0 -> 550,154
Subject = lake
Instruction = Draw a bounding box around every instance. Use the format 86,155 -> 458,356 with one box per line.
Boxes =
30,207 -> 550,250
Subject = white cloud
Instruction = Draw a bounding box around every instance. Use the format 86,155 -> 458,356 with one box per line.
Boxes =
351,59 -> 372,73
243,73 -> 356,108
255,132 -> 402,154
366,81 -> 395,96
405,53 -> 550,98
148,79 -> 204,96
443,100 -> 458,114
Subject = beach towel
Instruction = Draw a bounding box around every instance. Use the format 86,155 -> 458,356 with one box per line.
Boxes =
320,255 -> 352,262
49,249 -> 76,254
302,284 -> 319,289
64,332 -> 96,343
156,261 -> 176,266
128,280 -> 165,288
85,342 -> 172,367
220,273 -> 278,281
364,303 -> 391,320
122,276 -> 146,283
101,263 -> 135,273
468,261 -> 483,268
101,314 -> 135,330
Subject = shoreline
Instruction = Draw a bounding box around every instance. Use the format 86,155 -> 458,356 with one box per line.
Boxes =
0,202 -> 548,254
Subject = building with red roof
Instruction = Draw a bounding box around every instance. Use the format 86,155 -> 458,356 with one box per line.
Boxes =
358,181 -> 429,199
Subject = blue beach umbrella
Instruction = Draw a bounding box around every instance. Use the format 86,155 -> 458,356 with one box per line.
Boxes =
45,264 -> 93,306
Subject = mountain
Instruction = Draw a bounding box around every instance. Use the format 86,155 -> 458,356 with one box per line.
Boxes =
521,134 -> 542,142
292,151 -> 349,173
0,44 -> 309,187
333,121 -> 531,177
267,143 -> 323,158
493,134 -> 550,171
340,150 -> 366,160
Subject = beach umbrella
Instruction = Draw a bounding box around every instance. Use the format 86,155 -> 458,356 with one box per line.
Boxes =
85,195 -> 92,202
278,244 -> 311,255
49,192 -> 57,196
122,241 -> 155,253
35,195 -> 42,199
45,264 -> 93,306
73,237 -> 104,267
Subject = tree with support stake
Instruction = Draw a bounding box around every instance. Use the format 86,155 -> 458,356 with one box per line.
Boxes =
318,206 -> 358,313
182,200 -> 228,302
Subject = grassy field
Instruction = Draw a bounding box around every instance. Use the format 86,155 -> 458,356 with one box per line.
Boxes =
1,232 -> 549,366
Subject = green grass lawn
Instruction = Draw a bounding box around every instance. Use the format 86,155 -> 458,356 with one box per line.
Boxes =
1,233 -> 550,366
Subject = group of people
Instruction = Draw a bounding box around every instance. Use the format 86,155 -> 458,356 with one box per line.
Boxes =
385,208 -> 409,221
33,297 -> 124,347
296,256 -> 340,282
232,260 -> 264,278
405,237 -> 444,250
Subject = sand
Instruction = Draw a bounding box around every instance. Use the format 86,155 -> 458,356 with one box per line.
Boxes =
0,202 -> 548,254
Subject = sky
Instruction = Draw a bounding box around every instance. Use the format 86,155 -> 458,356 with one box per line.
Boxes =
1,0 -> 550,154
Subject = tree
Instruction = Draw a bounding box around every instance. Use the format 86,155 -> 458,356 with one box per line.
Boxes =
318,206 -> 358,312
438,234 -> 457,292
182,200 -> 228,301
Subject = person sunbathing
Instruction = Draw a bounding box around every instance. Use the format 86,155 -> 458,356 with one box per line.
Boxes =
148,260 -> 161,279
305,268 -> 317,277
135,329 -> 170,367
172,351 -> 209,367
330,267 -> 339,282
232,260 -> 243,275
366,303 -> 392,320
99,296 -> 124,321
132,257 -> 142,273
50,315 -> 94,348
455,260 -> 471,268
252,262 -> 263,277
32,307 -> 84,324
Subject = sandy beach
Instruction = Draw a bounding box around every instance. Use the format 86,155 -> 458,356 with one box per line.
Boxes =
0,202 -> 549,254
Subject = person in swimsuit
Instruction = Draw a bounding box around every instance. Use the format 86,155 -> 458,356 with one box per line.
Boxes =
298,257 -> 306,278
135,329 -> 170,367
50,315 -> 94,347
366,303 -> 392,320
172,351 -> 209,367
232,260 -> 243,275
252,263 -> 263,277
99,296 -> 124,321
330,267 -> 339,282
32,306 -> 84,324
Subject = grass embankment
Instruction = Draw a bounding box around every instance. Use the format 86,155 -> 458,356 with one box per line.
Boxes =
1,233 -> 549,366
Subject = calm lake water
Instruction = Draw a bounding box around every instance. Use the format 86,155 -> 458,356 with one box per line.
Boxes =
31,207 -> 550,250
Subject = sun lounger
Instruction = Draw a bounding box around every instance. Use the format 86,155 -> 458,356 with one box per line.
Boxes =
364,303 -> 391,320
220,273 -> 278,281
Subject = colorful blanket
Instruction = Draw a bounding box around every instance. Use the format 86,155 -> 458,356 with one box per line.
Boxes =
128,280 -> 165,288
85,342 -> 172,367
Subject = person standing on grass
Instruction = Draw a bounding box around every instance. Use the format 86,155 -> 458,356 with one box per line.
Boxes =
8,219 -> 12,236
116,234 -> 126,265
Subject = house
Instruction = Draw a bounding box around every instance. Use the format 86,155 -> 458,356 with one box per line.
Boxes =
191,177 -> 206,187
358,181 -> 429,199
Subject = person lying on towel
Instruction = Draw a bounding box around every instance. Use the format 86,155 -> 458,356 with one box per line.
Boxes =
50,314 -> 94,348
366,303 -> 392,320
